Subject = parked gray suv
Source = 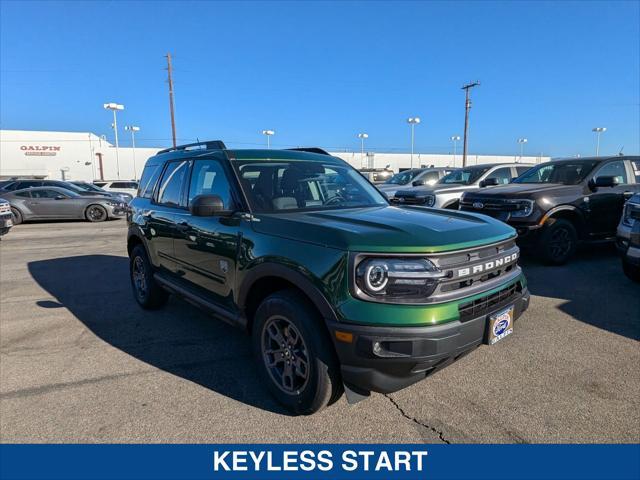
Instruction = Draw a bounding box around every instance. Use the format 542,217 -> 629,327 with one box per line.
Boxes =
393,163 -> 533,209
377,167 -> 456,198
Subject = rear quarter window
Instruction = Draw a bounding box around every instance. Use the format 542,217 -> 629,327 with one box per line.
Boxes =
138,164 -> 163,199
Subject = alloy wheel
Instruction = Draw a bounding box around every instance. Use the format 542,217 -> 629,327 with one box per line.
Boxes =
261,315 -> 310,395
87,206 -> 106,221
548,227 -> 572,260
132,256 -> 147,299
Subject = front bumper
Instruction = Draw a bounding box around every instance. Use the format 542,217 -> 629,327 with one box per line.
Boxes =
106,205 -> 127,217
329,285 -> 530,395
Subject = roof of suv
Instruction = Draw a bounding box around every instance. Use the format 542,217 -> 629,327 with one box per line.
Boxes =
151,142 -> 344,166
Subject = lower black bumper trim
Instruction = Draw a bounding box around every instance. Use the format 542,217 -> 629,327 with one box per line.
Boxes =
329,287 -> 530,394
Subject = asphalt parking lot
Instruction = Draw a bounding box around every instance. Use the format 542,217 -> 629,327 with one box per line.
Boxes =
1,220 -> 639,443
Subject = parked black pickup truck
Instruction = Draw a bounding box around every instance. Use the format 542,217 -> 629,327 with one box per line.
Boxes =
459,156 -> 640,264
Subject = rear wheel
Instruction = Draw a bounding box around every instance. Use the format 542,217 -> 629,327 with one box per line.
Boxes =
538,219 -> 577,265
85,204 -> 108,222
252,290 -> 343,415
129,244 -> 169,309
622,256 -> 640,283
10,208 -> 22,225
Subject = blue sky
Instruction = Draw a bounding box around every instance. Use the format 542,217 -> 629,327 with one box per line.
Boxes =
1,0 -> 638,157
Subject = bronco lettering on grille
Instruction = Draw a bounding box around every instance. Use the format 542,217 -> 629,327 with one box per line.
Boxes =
456,252 -> 518,277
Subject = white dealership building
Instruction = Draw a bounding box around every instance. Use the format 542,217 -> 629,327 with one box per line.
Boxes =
0,129 -> 549,182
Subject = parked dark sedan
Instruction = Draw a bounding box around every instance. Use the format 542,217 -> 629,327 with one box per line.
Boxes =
0,187 -> 127,224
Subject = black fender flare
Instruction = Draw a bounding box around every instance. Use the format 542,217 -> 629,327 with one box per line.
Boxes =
126,226 -> 151,258
539,205 -> 586,229
238,262 -> 339,324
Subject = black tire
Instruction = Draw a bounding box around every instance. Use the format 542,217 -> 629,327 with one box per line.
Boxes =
129,244 -> 169,309
10,207 -> 22,225
85,204 -> 108,222
622,256 -> 640,283
252,290 -> 343,415
538,218 -> 578,265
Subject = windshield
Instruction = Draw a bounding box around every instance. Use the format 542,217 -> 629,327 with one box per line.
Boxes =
514,160 -> 598,185
385,169 -> 421,185
438,167 -> 490,185
233,159 -> 388,213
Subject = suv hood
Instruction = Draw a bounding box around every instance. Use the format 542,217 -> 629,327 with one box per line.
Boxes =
462,183 -> 583,199
251,205 -> 515,253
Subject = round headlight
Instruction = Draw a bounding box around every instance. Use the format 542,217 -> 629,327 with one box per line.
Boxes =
365,263 -> 388,292
355,257 -> 446,302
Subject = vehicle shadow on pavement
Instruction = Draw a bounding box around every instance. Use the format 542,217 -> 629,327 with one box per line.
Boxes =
28,254 -> 292,415
520,244 -> 640,341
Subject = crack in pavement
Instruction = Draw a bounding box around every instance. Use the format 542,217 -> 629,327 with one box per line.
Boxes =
384,394 -> 451,444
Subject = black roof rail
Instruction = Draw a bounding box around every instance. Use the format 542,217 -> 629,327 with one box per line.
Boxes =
158,140 -> 227,155
286,147 -> 331,155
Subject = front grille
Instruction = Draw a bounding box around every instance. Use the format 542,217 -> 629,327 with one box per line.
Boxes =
429,238 -> 519,297
460,197 -> 521,214
458,282 -> 521,322
394,195 -> 426,205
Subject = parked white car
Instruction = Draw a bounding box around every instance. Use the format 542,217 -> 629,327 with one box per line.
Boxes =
93,180 -> 139,197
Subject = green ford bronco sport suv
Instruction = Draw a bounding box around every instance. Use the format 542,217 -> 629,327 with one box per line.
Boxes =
127,141 -> 530,414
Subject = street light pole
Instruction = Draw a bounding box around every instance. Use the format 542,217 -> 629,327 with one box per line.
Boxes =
125,126 -> 140,179
450,135 -> 461,167
262,130 -> 275,148
103,102 -> 124,179
517,138 -> 528,162
592,127 -> 606,156
357,133 -> 369,167
406,117 -> 421,169
461,81 -> 480,168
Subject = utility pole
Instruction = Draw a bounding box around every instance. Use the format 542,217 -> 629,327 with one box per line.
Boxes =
461,81 -> 480,167
165,53 -> 177,148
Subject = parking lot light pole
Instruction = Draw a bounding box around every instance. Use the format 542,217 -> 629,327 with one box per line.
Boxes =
517,138 -> 528,162
450,135 -> 461,167
125,126 -> 140,180
103,103 -> 124,179
262,130 -> 275,149
592,127 -> 606,156
407,117 -> 421,169
357,133 -> 369,167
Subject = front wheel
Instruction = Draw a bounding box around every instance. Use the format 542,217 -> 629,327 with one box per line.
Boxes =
538,219 -> 577,265
252,290 -> 343,415
85,204 -> 108,222
10,208 -> 22,225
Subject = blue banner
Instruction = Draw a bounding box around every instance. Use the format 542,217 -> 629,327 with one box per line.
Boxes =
1,444 -> 639,480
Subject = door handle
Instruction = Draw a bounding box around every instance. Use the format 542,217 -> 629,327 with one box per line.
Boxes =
176,222 -> 190,232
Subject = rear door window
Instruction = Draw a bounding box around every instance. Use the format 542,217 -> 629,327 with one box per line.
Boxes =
31,189 -> 64,199
156,160 -> 189,207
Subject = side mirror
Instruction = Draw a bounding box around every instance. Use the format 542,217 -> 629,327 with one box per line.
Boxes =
412,179 -> 426,187
480,178 -> 499,188
630,206 -> 640,221
592,176 -> 619,188
189,194 -> 231,217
